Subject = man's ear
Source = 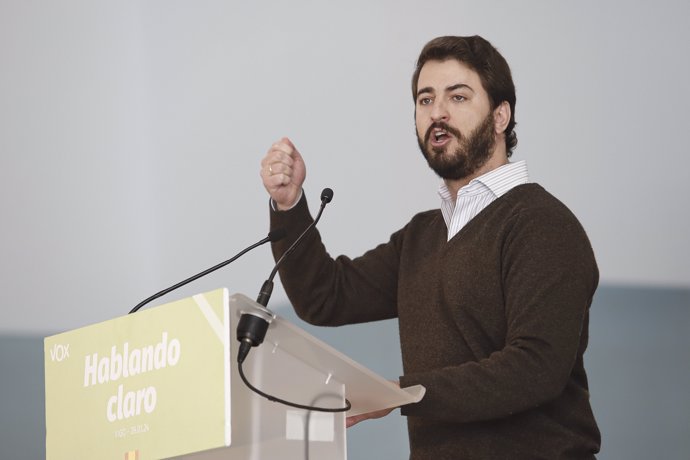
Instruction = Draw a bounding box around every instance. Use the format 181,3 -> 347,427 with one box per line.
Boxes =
493,101 -> 511,134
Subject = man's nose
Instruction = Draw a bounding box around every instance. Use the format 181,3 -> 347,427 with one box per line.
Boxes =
430,99 -> 449,122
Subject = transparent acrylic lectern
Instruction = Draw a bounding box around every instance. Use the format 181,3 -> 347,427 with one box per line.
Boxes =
174,293 -> 424,459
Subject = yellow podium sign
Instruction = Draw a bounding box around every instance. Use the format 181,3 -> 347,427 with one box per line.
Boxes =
45,288 -> 231,460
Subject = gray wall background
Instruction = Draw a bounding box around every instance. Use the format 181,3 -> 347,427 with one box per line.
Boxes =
1,0 -> 689,458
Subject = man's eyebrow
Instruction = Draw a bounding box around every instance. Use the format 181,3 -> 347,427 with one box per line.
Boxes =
416,83 -> 475,99
447,83 -> 474,93
416,86 -> 434,98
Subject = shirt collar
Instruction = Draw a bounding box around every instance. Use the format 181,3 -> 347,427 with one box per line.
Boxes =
438,160 -> 529,201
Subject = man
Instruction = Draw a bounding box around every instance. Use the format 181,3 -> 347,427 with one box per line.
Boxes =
259,36 -> 600,459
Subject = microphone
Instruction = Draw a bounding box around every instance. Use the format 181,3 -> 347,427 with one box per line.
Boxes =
320,187 -> 334,203
129,228 -> 287,314
237,188 -> 334,363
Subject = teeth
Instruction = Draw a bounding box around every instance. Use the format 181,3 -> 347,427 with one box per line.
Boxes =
434,130 -> 446,140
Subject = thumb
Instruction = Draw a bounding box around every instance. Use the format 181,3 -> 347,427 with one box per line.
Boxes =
282,137 -> 304,163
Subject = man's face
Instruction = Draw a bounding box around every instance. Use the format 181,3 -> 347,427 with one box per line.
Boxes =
415,59 -> 497,181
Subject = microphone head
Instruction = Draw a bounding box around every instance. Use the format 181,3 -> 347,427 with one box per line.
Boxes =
320,188 -> 334,204
267,228 -> 287,242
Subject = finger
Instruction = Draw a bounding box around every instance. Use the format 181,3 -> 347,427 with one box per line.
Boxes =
261,170 -> 282,186
263,171 -> 293,190
346,416 -> 363,428
261,150 -> 284,168
269,162 -> 292,177
280,137 -> 302,165
272,138 -> 299,162
270,139 -> 295,157
262,152 -> 295,173
260,166 -> 285,187
261,162 -> 293,182
261,141 -> 288,163
281,136 -> 296,151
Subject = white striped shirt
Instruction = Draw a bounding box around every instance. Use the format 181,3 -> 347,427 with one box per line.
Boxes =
439,160 -> 529,241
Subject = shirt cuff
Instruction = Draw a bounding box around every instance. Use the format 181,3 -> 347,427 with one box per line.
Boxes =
269,189 -> 304,212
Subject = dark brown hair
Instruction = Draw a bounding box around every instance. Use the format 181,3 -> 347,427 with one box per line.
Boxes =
412,36 -> 517,156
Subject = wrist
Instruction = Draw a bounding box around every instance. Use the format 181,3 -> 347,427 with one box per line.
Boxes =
271,190 -> 303,211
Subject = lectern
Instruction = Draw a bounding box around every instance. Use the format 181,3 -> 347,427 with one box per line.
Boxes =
44,289 -> 424,459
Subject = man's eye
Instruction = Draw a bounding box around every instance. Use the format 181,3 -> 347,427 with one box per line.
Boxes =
452,95 -> 466,102
419,97 -> 432,105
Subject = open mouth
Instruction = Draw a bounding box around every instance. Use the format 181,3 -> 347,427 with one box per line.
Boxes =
430,128 -> 452,147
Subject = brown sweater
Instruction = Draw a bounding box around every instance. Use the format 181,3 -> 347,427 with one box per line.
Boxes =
270,184 -> 600,459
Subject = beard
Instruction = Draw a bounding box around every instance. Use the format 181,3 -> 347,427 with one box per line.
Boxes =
416,112 -> 496,181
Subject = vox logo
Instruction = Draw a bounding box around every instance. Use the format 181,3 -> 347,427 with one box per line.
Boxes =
49,344 -> 70,362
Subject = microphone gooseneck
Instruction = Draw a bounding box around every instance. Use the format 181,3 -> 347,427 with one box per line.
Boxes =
237,189 -> 333,359
258,188 -> 333,307
235,188 -> 350,413
129,228 -> 286,314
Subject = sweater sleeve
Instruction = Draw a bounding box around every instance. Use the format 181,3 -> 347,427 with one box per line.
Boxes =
399,203 -> 598,422
269,192 -> 402,326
